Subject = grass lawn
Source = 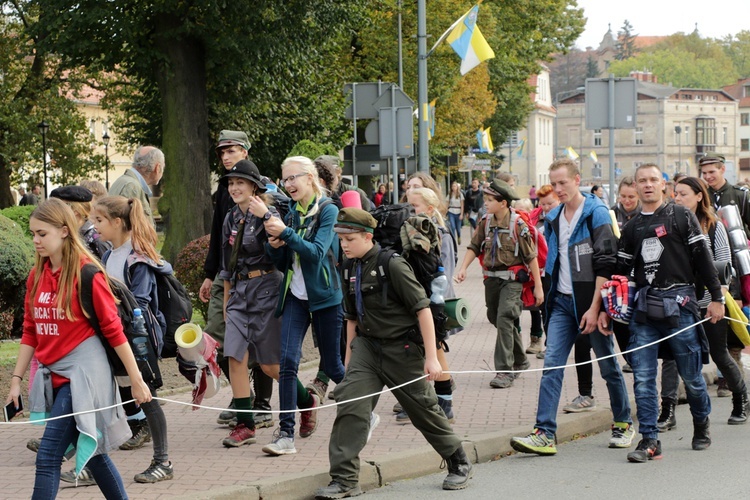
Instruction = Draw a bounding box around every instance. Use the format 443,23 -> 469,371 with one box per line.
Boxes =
0,341 -> 19,367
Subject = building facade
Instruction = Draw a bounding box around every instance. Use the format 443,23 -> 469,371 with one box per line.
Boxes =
723,78 -> 750,176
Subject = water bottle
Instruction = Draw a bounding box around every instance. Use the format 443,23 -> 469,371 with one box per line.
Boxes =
430,267 -> 448,305
132,309 -> 155,381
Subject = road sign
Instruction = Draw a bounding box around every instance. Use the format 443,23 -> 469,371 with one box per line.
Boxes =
344,82 -> 413,120
585,78 -> 637,130
378,107 -> 414,158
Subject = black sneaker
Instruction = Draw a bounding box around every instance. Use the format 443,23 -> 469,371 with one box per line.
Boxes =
119,419 -> 151,450
217,399 -> 236,426
627,438 -> 662,463
315,481 -> 362,499
133,460 -> 174,483
60,467 -> 96,486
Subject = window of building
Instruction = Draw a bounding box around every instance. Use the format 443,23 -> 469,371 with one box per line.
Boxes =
742,139 -> 750,152
89,119 -> 96,137
741,158 -> 750,170
594,129 -> 602,146
684,125 -> 690,145
744,85 -> 750,98
635,127 -> 643,145
742,113 -> 749,126
723,127 -> 728,146
695,117 -> 715,146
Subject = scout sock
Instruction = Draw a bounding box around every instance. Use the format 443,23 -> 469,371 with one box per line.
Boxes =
234,397 -> 255,428
435,379 -> 453,401
297,379 -> 313,408
316,370 -> 331,385
252,366 -> 273,407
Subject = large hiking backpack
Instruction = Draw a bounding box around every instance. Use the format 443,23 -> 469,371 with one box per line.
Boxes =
370,203 -> 415,251
80,264 -> 162,388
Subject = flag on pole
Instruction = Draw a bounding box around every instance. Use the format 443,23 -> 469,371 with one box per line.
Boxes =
565,146 -> 579,160
445,4 -> 495,76
515,138 -> 526,158
589,150 -> 598,163
476,127 -> 493,153
428,99 -> 437,140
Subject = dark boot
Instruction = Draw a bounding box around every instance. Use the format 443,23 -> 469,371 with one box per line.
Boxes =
442,446 -> 473,490
728,391 -> 750,425
438,397 -> 455,423
253,366 -> 275,428
314,481 -> 362,499
692,418 -> 711,450
656,399 -> 677,431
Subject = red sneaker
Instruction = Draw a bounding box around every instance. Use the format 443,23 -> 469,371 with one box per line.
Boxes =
299,391 -> 320,438
222,423 -> 256,447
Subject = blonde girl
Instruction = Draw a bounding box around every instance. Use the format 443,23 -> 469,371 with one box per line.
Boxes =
6,198 -> 150,499
447,182 -> 464,245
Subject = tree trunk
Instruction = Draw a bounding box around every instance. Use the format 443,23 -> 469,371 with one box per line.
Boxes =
154,19 -> 212,264
0,155 -> 14,209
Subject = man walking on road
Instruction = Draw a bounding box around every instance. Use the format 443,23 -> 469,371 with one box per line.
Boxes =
510,158 -> 633,456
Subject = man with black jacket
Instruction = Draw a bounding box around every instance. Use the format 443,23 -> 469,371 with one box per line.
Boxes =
199,130 -> 275,429
463,178 -> 483,230
603,163 -> 724,463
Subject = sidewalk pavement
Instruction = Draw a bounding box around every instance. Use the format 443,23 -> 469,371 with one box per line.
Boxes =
1,233 -> 737,499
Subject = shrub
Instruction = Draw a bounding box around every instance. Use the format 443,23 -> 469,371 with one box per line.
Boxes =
174,234 -> 211,322
0,206 -> 35,237
0,214 -> 34,339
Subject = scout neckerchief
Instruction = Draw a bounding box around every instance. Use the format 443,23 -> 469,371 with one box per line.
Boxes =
228,208 -> 251,275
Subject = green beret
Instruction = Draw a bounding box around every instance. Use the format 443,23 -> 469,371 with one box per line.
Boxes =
698,152 -> 725,167
483,179 -> 519,201
334,208 -> 377,234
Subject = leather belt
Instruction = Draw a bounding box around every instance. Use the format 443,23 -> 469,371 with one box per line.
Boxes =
237,269 -> 273,280
483,270 -> 516,280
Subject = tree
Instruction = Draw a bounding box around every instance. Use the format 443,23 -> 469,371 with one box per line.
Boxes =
586,54 -> 600,78
616,20 -> 637,61
723,30 -> 750,78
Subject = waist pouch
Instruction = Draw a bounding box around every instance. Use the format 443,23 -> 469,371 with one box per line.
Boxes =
646,295 -> 666,320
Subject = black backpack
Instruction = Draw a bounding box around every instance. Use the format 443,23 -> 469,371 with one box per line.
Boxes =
152,271 -> 193,359
80,264 -> 162,388
370,203 -> 415,251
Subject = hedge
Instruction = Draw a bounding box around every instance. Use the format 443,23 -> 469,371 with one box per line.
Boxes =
0,214 -> 34,338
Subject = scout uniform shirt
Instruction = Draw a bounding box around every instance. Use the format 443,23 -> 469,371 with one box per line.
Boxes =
343,245 -> 430,340
468,210 -> 537,271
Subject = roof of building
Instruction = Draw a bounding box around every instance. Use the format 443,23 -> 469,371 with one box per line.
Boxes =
723,78 -> 750,108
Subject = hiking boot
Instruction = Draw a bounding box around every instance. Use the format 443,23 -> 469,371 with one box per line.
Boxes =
729,346 -> 743,368
315,481 -> 362,499
692,418 -> 711,450
60,467 -> 96,486
367,412 -> 380,444
609,422 -> 636,448
510,429 -> 557,455
134,460 -> 174,483
217,399 -> 236,426
512,359 -> 531,379
536,350 -> 546,359
119,419 -> 151,450
622,363 -> 633,373
299,391 -> 320,438
489,373 -> 514,389
717,377 -> 731,397
26,438 -> 41,454
525,336 -> 543,354
306,377 -> 328,401
728,391 -> 750,425
563,395 -> 596,413
442,446 -> 473,490
222,423 -> 257,448
392,402 -> 403,413
395,409 -> 411,424
438,397 -> 455,423
253,400 -> 275,429
627,438 -> 662,463
262,429 -> 297,456
657,400 -> 677,431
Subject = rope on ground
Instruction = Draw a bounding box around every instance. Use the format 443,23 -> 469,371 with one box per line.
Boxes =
2,315 -> 745,425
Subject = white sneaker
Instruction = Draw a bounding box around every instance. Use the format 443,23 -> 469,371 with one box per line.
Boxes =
609,422 -> 636,448
562,394 -> 596,413
367,412 -> 380,443
261,430 -> 297,456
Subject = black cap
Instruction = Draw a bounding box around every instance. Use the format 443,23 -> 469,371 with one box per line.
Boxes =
49,185 -> 93,203
219,160 -> 266,192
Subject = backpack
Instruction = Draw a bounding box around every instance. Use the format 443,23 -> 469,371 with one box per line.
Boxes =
481,208 -> 548,309
80,264 -> 162,388
370,203 -> 415,251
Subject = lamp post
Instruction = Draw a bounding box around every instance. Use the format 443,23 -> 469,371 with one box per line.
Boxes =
102,131 -> 111,190
37,121 -> 49,199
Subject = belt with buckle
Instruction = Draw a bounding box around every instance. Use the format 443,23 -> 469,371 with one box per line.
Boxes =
483,269 -> 515,280
237,269 -> 273,280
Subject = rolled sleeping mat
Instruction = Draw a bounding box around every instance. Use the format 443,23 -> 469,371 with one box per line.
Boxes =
445,298 -> 470,329
714,260 -> 733,286
175,323 -> 208,364
175,323 -> 222,402
734,249 -> 750,277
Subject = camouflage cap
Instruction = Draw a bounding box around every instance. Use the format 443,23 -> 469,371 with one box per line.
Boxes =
334,208 -> 377,234
483,178 -> 519,201
216,130 -> 250,151
698,152 -> 725,167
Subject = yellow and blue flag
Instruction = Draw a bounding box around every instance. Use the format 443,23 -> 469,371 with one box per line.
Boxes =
565,146 -> 579,160
589,150 -> 598,163
446,4 -> 495,76
476,127 -> 493,153
428,99 -> 437,140
516,138 -> 526,158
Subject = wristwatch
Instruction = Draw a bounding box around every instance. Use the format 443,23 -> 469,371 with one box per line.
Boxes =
713,295 -> 726,305
263,211 -> 273,221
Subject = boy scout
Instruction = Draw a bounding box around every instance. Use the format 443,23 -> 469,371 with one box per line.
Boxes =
455,179 -> 543,389
316,208 -> 472,499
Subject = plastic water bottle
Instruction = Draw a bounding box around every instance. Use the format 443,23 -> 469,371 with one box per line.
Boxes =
132,309 -> 154,380
430,267 -> 448,305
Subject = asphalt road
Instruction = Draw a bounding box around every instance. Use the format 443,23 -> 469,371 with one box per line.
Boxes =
364,393 -> 748,499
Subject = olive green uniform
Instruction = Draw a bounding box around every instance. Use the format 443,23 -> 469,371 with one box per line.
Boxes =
468,210 -> 537,371
328,244 -> 462,489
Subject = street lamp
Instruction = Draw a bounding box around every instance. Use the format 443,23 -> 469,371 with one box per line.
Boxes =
102,131 -> 110,190
37,120 -> 49,199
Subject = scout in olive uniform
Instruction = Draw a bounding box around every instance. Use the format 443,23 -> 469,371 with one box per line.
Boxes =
455,179 -> 542,389
315,208 -> 472,499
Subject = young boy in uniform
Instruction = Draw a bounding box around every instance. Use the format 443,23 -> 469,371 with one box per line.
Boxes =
316,208 -> 472,499
455,179 -> 543,389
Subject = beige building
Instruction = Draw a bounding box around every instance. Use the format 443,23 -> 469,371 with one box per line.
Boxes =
723,78 -> 750,176
555,72 -> 739,184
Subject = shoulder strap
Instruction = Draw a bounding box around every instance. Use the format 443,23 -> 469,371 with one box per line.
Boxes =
375,249 -> 398,306
80,263 -> 103,336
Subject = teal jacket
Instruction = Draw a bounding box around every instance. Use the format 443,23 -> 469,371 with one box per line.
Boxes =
266,196 -> 342,315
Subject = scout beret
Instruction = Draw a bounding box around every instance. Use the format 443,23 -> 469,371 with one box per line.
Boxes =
219,159 -> 267,192
698,152 -> 725,167
216,130 -> 250,151
49,185 -> 93,203
483,178 -> 519,201
334,208 -> 377,234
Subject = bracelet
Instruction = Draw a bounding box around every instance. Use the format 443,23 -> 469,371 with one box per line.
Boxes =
11,374 -> 23,381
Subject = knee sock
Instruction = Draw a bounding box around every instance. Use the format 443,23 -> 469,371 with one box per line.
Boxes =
234,397 -> 255,428
435,379 -> 453,401
316,370 -> 331,385
252,366 -> 273,409
297,379 -> 313,408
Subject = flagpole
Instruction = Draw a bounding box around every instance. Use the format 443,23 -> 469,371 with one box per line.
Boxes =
417,0 -> 429,172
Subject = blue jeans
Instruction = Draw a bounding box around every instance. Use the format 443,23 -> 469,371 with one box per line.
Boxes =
535,294 -> 632,437
447,212 -> 462,242
279,295 -> 345,435
629,309 -> 710,439
33,384 -> 127,500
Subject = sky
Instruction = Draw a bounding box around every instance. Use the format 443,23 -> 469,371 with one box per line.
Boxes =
574,0 -> 748,50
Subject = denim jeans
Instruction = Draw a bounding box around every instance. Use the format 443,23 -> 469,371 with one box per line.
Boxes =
535,294 -> 632,437
279,294 -> 345,435
34,384 -> 127,500
447,212 -> 462,242
629,308 -> 711,439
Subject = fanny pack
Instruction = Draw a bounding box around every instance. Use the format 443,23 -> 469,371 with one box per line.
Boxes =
646,295 -> 666,320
